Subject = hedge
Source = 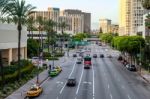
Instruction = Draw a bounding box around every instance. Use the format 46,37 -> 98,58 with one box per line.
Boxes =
0,63 -> 34,84
43,57 -> 59,60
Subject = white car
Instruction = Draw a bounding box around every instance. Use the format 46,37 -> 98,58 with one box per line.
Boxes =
32,57 -> 45,67
32,57 -> 39,65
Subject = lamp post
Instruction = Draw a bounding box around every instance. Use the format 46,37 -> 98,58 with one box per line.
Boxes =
139,42 -> 142,75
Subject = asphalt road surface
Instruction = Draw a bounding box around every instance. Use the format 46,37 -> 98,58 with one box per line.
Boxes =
35,44 -> 150,99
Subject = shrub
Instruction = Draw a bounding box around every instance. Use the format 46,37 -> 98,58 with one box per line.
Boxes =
54,52 -> 64,57
43,57 -> 59,60
43,52 -> 51,57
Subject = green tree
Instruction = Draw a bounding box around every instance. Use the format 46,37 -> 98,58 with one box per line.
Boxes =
43,19 -> 56,53
58,21 -> 69,53
72,33 -> 88,41
36,16 -> 44,49
142,0 -> 150,10
113,36 -> 145,64
100,33 -> 114,44
27,39 -> 39,58
1,0 -> 36,80
26,16 -> 35,39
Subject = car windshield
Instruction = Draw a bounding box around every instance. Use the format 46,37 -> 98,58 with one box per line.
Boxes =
30,87 -> 37,91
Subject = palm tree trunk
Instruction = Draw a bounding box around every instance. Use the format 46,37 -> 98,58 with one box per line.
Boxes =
31,31 -> 33,39
0,49 -> 4,89
17,23 -> 22,80
48,33 -> 50,53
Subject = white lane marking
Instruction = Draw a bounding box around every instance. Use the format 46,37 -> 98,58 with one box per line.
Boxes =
92,64 -> 95,97
76,65 -> 84,95
59,81 -> 67,94
69,59 -> 77,78
108,84 -> 110,89
110,94 -> 113,99
127,95 -> 131,99
56,96 -> 59,99
60,59 -> 77,94
40,77 -> 49,86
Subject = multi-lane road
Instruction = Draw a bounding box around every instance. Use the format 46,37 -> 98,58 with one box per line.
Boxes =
35,44 -> 150,99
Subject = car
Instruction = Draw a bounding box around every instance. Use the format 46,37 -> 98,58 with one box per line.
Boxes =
31,57 -> 39,65
107,55 -> 112,58
55,66 -> 62,72
67,78 -> 76,87
26,84 -> 43,97
49,69 -> 59,77
73,54 -> 77,57
100,54 -> 104,58
126,64 -> 136,71
118,56 -> 123,61
76,58 -> 82,64
93,54 -> 97,58
99,43 -> 102,46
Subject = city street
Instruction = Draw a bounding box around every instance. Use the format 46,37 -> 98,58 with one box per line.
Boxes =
35,44 -> 150,99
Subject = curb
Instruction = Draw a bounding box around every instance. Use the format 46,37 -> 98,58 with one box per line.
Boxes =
137,72 -> 150,84
39,76 -> 49,86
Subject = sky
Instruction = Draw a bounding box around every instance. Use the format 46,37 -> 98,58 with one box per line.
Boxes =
25,0 -> 119,30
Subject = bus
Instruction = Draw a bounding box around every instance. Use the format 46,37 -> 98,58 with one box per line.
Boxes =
84,56 -> 91,69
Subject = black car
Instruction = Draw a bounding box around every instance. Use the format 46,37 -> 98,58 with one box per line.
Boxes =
107,55 -> 112,58
73,54 -> 77,57
118,56 -> 123,61
126,64 -> 136,71
67,78 -> 76,86
93,54 -> 97,58
100,54 -> 104,58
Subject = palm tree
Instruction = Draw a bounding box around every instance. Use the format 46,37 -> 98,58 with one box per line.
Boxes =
142,0 -> 150,10
1,0 -> 36,80
36,16 -> 44,51
26,16 -> 35,39
58,21 -> 68,53
43,19 -> 56,53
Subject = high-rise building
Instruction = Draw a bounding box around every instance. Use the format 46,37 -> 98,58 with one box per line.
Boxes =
30,7 -> 91,35
99,19 -> 111,33
119,0 -> 144,36
30,7 -> 60,31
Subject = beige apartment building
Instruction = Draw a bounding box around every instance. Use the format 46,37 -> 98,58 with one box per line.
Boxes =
119,0 -> 144,36
99,19 -> 111,33
0,23 -> 27,65
30,7 -> 91,35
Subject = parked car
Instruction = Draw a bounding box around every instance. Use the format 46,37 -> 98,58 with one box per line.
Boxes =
93,54 -> 97,58
73,54 -> 77,57
118,56 -> 123,61
107,55 -> 112,58
67,78 -> 76,87
31,57 -> 39,65
126,64 -> 136,71
26,84 -> 43,97
100,54 -> 104,58
121,60 -> 128,66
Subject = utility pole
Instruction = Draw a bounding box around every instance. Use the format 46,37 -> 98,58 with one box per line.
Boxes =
139,42 -> 142,75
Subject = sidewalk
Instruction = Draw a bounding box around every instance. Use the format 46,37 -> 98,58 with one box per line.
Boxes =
5,69 -> 49,99
138,69 -> 150,83
5,55 -> 69,99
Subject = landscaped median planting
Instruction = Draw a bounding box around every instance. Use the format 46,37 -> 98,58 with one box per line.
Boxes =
0,60 -> 45,99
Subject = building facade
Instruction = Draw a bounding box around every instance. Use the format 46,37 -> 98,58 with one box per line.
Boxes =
99,19 -> 111,33
30,7 -> 91,35
119,0 -> 144,36
0,23 -> 27,65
